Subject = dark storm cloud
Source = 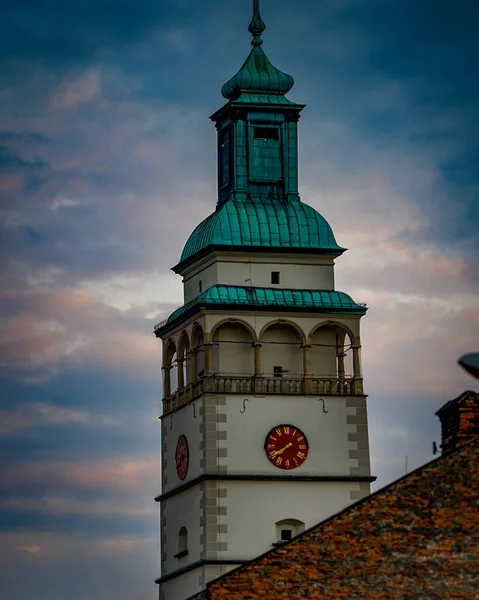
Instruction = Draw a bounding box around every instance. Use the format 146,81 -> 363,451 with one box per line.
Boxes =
0,147 -> 47,169
0,0 -> 182,67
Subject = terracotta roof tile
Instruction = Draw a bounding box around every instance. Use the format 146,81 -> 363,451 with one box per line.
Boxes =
206,437 -> 479,599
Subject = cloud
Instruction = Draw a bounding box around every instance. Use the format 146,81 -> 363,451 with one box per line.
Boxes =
0,401 -> 119,436
0,458 -> 158,494
17,544 -> 41,556
50,72 -> 102,110
1,494 -> 156,518
0,287 -> 165,383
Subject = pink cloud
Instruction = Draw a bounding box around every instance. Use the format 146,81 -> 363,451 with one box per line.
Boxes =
0,401 -> 119,436
0,457 -> 158,494
51,72 -> 102,110
0,287 -> 162,381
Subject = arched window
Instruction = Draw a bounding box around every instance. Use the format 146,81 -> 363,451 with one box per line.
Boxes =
174,527 -> 188,559
274,519 -> 305,545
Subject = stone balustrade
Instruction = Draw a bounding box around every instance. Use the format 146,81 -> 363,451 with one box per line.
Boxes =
162,375 -> 363,413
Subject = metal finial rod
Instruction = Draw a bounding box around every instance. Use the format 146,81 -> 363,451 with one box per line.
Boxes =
249,0 -> 266,46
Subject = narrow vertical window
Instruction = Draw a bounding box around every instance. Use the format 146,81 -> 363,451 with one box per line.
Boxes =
271,271 -> 280,285
199,280 -> 203,293
219,126 -> 231,188
174,527 -> 188,558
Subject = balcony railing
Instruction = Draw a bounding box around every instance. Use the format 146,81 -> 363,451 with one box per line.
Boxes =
162,375 -> 363,413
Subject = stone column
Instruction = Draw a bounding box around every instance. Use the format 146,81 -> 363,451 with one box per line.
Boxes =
204,343 -> 215,393
254,343 -> 263,394
205,343 -> 214,376
178,357 -> 185,389
352,345 -> 363,394
352,346 -> 361,378
254,343 -> 262,376
162,367 -> 171,397
302,344 -> 312,395
186,351 -> 196,385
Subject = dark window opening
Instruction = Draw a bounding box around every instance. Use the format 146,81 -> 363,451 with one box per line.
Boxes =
280,529 -> 293,541
271,271 -> 280,285
199,280 -> 203,293
254,127 -> 279,140
274,366 -> 283,378
219,127 -> 231,188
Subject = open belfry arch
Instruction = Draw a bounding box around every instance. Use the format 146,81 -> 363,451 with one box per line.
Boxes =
154,2 -> 373,599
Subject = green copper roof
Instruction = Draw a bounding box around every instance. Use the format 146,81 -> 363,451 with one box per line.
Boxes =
221,0 -> 294,102
221,45 -> 295,102
155,285 -> 366,335
177,198 -> 344,269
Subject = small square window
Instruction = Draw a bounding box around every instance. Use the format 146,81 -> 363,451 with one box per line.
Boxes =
274,366 -> 283,378
271,271 -> 280,285
280,529 -> 293,541
199,280 -> 203,293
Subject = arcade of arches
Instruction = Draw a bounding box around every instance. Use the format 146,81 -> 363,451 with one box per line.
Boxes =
162,320 -> 363,409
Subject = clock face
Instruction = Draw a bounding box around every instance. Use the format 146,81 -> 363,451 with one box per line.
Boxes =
264,425 -> 309,470
175,435 -> 189,481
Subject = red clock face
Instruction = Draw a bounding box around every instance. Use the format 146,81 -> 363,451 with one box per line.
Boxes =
265,425 -> 309,470
175,435 -> 189,481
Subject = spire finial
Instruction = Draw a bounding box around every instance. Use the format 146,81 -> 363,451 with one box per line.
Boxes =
249,0 -> 266,46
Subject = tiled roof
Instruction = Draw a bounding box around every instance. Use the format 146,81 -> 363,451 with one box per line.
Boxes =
176,198 -> 344,270
155,285 -> 365,335
205,436 -> 479,599
436,389 -> 479,415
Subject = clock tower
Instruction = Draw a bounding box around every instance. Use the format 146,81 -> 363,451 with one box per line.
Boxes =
155,2 -> 373,599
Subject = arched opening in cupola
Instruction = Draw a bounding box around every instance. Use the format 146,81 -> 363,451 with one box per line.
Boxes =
310,323 -> 357,393
192,325 -> 205,379
260,321 -> 304,380
177,332 -> 190,388
211,320 -> 255,377
163,340 -> 178,397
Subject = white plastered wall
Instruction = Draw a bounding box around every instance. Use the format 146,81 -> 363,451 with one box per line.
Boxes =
182,253 -> 336,304
162,487 -> 202,576
222,480 -> 355,559
160,566 -> 202,600
222,394 -> 357,476
163,402 -> 202,496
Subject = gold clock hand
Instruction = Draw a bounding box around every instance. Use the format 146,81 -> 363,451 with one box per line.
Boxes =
272,443 -> 292,458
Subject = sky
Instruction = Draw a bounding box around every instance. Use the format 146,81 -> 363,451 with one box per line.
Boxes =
0,0 -> 478,598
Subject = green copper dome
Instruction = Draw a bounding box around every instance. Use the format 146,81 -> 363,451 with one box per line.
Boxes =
176,198 -> 345,270
221,0 -> 294,102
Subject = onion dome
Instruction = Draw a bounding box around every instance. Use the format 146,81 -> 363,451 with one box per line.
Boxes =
221,0 -> 294,102
174,197 -> 345,272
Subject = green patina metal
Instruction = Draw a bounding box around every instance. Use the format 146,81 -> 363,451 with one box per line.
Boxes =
222,0 -> 294,102
176,197 -> 344,270
176,1 -> 343,272
156,285 -> 366,335
221,45 -> 295,102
